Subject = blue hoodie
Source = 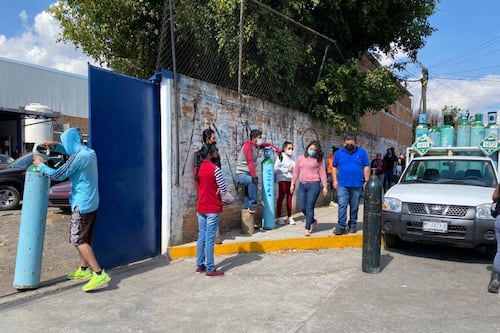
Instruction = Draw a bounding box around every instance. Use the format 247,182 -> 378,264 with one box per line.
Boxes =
38,128 -> 99,213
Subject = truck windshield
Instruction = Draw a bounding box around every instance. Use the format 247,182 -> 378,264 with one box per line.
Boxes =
401,159 -> 497,187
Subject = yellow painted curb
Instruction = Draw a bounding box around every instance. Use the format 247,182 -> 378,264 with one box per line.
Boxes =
169,235 -> 363,259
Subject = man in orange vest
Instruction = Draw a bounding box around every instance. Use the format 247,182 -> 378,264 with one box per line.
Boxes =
327,145 -> 338,207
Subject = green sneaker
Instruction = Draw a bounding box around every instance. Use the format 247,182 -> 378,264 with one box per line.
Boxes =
82,270 -> 111,292
67,267 -> 92,280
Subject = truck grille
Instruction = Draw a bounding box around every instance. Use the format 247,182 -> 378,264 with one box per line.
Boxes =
405,221 -> 467,238
407,203 -> 468,217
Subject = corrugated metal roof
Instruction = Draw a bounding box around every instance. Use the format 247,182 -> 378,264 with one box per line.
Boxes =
0,57 -> 88,118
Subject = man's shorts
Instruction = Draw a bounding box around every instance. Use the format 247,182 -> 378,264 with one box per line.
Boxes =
69,207 -> 98,246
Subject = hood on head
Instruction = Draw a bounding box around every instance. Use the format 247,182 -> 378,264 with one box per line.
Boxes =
61,128 -> 84,155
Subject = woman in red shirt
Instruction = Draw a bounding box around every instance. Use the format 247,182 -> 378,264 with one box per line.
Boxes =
194,144 -> 227,277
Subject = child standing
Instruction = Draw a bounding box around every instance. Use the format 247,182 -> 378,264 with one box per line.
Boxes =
274,141 -> 296,225
194,144 -> 226,277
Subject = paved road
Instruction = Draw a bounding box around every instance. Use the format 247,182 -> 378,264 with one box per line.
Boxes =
0,244 -> 497,333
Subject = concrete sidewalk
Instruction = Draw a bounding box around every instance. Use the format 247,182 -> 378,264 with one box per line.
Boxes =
170,204 -> 364,258
1,203 -> 498,332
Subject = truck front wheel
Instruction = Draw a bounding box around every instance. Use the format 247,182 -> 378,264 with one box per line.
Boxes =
383,232 -> 401,249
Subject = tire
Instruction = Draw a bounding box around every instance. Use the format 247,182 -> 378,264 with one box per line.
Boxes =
0,185 -> 21,211
484,244 -> 497,260
383,232 -> 401,249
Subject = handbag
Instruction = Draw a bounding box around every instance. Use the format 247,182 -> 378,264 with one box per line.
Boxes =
221,191 -> 235,205
491,201 -> 500,218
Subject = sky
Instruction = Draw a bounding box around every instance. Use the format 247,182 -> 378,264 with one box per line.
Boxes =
0,0 -> 499,118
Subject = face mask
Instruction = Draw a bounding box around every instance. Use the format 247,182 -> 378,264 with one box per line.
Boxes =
307,149 -> 316,157
285,149 -> 293,156
256,138 -> 263,146
346,144 -> 355,152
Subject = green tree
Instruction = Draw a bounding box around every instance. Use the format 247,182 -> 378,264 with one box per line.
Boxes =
49,0 -> 437,132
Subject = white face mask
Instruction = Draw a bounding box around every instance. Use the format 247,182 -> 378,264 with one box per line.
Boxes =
285,149 -> 293,156
256,138 -> 263,146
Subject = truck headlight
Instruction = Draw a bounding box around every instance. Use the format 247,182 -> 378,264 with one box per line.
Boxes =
476,203 -> 494,219
383,197 -> 402,213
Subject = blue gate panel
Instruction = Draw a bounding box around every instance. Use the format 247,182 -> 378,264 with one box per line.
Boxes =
88,66 -> 160,268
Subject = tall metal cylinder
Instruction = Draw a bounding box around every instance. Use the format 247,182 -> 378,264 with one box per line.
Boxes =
362,172 -> 383,273
13,164 -> 50,289
261,147 -> 275,230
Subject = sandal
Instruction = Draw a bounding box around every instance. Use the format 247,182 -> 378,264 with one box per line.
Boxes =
310,219 -> 318,232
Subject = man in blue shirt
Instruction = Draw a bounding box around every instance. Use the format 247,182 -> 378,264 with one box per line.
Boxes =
332,133 -> 370,235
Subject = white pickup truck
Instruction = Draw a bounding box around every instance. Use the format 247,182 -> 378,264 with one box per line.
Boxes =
382,147 -> 498,256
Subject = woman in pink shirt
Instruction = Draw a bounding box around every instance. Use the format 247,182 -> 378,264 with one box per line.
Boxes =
290,141 -> 328,236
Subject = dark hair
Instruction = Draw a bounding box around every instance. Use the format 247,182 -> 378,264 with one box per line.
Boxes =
250,129 -> 262,139
194,144 -> 218,182
304,140 -> 323,162
343,133 -> 357,143
278,141 -> 293,162
202,128 -> 215,144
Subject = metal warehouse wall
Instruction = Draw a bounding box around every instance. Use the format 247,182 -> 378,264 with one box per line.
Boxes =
0,57 -> 88,118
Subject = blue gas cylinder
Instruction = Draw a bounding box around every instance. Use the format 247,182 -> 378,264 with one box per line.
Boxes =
440,115 -> 455,147
13,163 -> 50,290
456,110 -> 471,147
415,114 -> 428,140
261,147 -> 275,230
428,122 -> 441,147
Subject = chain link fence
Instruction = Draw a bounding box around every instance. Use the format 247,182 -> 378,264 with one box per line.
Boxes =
156,0 -> 342,111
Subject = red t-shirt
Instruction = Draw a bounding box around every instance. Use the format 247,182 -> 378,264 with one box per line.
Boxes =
196,160 -> 223,213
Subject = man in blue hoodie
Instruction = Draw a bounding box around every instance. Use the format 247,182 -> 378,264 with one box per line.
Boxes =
33,127 -> 110,292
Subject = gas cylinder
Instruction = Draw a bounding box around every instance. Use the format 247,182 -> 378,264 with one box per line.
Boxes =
440,115 -> 455,147
456,110 -> 471,147
485,111 -> 499,140
13,147 -> 50,290
261,147 -> 275,230
428,121 -> 441,147
470,113 -> 485,146
415,114 -> 428,140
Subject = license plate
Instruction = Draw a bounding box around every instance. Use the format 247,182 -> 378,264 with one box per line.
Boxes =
423,221 -> 448,233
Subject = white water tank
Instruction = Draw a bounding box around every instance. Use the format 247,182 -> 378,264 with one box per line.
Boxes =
24,103 -> 54,144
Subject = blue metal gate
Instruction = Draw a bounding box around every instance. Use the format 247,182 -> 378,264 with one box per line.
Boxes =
88,66 -> 161,268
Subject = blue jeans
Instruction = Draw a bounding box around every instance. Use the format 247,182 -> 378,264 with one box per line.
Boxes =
337,186 -> 362,229
298,182 -> 321,231
236,173 -> 258,210
196,213 -> 219,272
494,216 -> 500,273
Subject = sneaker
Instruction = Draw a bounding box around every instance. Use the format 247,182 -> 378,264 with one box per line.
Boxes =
67,267 -> 92,280
349,226 -> 357,234
206,270 -> 224,277
334,227 -> 347,235
304,229 -> 311,237
276,218 -> 286,225
329,201 -> 335,207
82,270 -> 111,291
288,217 -> 296,225
195,265 -> 206,273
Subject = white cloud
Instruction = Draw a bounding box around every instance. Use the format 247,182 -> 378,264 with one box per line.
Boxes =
374,46 -> 500,117
409,75 -> 500,116
0,8 -> 96,76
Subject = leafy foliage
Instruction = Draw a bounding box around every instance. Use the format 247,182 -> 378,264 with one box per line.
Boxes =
49,0 -> 437,132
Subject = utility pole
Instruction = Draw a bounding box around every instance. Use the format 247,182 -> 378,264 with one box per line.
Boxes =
420,66 -> 428,115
